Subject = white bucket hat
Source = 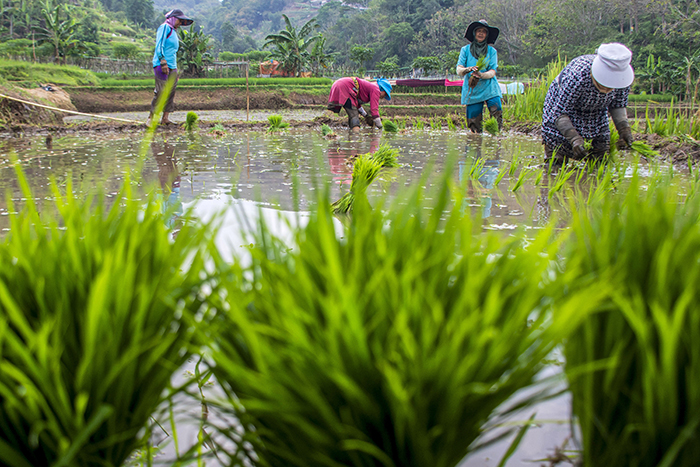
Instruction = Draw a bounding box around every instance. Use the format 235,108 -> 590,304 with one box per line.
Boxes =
591,43 -> 634,89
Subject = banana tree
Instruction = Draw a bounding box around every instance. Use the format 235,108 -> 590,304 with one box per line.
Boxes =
177,28 -> 213,77
263,14 -> 320,77
33,0 -> 82,63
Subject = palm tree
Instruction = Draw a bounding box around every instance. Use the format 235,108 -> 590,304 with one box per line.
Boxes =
309,36 -> 334,77
263,14 -> 320,77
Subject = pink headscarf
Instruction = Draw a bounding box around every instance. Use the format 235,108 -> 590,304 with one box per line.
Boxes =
165,16 -> 178,29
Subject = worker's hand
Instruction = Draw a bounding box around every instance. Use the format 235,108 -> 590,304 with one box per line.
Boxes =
616,126 -> 633,149
373,117 -> 382,129
160,59 -> 170,75
572,137 -> 587,159
364,114 -> 374,127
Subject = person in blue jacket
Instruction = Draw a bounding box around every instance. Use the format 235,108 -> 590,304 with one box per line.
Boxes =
147,9 -> 193,126
456,20 -> 503,133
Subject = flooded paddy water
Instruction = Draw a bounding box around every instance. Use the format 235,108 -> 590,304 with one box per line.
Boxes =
0,121 -> 693,467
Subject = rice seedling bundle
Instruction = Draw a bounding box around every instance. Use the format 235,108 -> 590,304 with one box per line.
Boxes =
484,117 -> 499,135
203,178 -> 595,467
0,170 -> 212,467
383,120 -> 399,132
267,114 -> 289,132
331,145 -> 398,214
630,141 -> 660,158
184,111 -> 199,131
321,123 -> 335,136
563,174 -> 700,467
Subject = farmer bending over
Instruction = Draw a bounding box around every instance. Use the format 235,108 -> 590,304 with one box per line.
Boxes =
327,77 -> 392,132
541,42 -> 635,164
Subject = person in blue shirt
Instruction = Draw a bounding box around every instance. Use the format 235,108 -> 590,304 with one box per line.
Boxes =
147,9 -> 193,126
456,20 -> 503,133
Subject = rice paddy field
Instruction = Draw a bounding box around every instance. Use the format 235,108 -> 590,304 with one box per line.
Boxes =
1,123 -> 700,467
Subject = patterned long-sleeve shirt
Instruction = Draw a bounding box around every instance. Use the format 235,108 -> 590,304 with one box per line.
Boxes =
541,55 -> 629,150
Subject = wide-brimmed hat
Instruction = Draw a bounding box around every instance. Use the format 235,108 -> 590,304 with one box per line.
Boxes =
166,9 -> 193,26
591,43 -> 634,89
377,78 -> 392,100
464,20 -> 499,44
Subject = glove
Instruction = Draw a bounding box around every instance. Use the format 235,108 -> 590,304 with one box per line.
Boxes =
364,114 -> 374,126
373,117 -> 382,129
456,65 -> 469,77
617,127 -> 633,149
555,114 -> 586,159
468,71 -> 481,88
610,107 -> 632,149
160,59 -> 169,75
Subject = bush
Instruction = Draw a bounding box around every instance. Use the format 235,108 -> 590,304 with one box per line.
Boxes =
0,39 -> 34,58
111,42 -> 141,60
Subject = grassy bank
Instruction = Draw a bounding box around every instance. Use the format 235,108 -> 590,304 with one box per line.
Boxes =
0,59 -> 99,88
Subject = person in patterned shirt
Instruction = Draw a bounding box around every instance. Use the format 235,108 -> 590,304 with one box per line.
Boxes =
541,43 -> 635,163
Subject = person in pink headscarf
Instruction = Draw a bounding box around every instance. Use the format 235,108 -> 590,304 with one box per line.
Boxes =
327,77 -> 392,132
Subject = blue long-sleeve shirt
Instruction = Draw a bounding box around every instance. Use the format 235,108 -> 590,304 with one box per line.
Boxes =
456,45 -> 502,105
152,23 -> 179,69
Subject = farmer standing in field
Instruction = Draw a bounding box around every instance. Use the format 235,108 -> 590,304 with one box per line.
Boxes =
456,20 -> 503,133
327,77 -> 392,131
541,42 -> 635,164
147,9 -> 194,127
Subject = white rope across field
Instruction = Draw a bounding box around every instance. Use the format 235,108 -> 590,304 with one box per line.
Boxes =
0,92 -> 143,124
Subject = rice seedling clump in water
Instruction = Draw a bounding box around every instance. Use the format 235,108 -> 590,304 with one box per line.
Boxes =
184,111 -> 199,131
203,176 -> 592,467
321,124 -> 336,137
268,114 -> 289,132
331,144 -> 400,214
383,120 -> 398,132
630,141 -> 660,158
484,117 -> 499,135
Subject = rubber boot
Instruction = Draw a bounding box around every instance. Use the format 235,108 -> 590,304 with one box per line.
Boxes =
467,113 -> 483,133
488,106 -> 503,131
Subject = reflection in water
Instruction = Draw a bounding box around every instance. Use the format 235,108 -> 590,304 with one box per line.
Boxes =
152,139 -> 183,230
460,137 -> 501,219
326,134 -> 381,186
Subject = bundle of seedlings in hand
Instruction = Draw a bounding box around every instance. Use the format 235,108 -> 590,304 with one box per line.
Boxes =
267,114 -> 289,132
630,141 -> 660,159
484,117 -> 499,135
331,145 -> 400,214
469,56 -> 488,88
383,120 -> 399,132
183,111 -> 199,131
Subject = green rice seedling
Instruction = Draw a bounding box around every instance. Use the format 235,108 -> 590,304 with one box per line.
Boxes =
609,126 -> 619,155
267,114 -> 289,132
630,141 -> 660,159
446,115 -> 456,131
414,118 -> 425,130
474,55 -> 488,71
534,168 -> 544,185
383,120 -> 399,132
509,152 -> 522,176
395,117 -> 407,130
511,167 -> 531,192
467,156 -> 486,181
484,117 -> 499,135
0,169 -> 213,467
209,123 -> 226,136
321,124 -> 336,137
549,165 -> 577,195
494,165 -> 508,185
183,111 -> 199,131
563,173 -> 700,467
202,174 -> 596,467
330,145 -> 400,214
430,117 -> 441,130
